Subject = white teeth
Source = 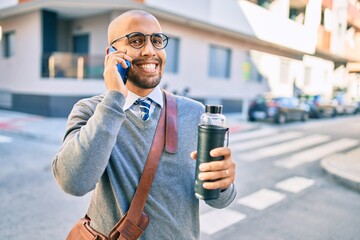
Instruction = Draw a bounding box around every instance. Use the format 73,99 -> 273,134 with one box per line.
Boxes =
139,64 -> 156,70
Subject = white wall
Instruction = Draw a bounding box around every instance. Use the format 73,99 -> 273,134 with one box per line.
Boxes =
160,19 -> 268,100
0,1 -> 332,101
71,13 -> 109,55
146,0 -> 321,55
268,0 -> 290,19
146,0 -> 211,23
0,0 -> 17,10
330,0 -> 349,55
0,11 -> 41,92
238,0 -> 321,54
348,74 -> 360,99
41,11 -> 264,98
302,55 -> 334,97
0,9 -> 272,98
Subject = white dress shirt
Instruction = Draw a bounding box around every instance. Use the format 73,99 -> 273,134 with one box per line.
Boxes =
123,86 -> 164,119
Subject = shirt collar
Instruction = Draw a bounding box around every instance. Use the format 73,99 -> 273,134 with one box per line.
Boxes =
123,85 -> 164,111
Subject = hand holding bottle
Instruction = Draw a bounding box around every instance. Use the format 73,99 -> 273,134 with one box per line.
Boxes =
191,147 -> 235,191
193,105 -> 235,200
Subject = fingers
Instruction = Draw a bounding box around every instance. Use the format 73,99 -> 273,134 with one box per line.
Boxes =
198,168 -> 230,181
200,160 -> 228,172
190,151 -> 197,160
200,165 -> 235,190
210,147 -> 231,158
197,147 -> 236,190
106,49 -> 132,68
202,175 -> 233,190
199,149 -> 232,172
198,161 -> 234,181
103,48 -> 131,95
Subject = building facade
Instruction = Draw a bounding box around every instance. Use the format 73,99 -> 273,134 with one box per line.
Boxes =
0,0 -> 359,117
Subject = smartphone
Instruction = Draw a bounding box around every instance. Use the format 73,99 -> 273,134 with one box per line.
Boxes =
108,46 -> 131,84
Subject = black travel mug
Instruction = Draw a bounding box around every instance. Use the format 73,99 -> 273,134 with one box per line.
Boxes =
194,124 -> 229,200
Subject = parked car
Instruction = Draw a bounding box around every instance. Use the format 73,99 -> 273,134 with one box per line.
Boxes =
248,94 -> 310,124
356,100 -> 360,114
332,94 -> 358,115
302,95 -> 337,118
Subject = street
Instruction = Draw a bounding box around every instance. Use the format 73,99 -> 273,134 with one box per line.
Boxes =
0,112 -> 360,239
200,115 -> 360,240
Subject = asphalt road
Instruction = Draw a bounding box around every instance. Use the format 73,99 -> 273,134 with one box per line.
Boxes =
200,115 -> 360,240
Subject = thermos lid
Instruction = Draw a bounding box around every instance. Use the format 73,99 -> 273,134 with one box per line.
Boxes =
205,105 -> 223,114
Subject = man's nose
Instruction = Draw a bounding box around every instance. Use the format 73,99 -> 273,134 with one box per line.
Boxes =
141,37 -> 156,56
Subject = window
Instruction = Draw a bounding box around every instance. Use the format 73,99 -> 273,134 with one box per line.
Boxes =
289,8 -> 305,24
257,0 -> 275,9
3,31 -> 15,58
165,36 -> 179,73
209,45 -> 231,78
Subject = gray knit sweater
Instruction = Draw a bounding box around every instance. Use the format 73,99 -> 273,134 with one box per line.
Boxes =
52,90 -> 236,240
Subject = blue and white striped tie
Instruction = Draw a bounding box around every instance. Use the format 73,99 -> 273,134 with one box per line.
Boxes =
136,97 -> 152,121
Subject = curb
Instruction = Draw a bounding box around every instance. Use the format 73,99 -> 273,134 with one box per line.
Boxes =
321,152 -> 360,192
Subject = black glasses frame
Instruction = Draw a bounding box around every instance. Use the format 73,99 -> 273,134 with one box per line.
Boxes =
110,32 -> 170,50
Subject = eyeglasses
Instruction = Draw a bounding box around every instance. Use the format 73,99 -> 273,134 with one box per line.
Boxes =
110,32 -> 170,50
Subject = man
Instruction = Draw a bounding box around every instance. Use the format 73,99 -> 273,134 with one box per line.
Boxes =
52,10 -> 236,239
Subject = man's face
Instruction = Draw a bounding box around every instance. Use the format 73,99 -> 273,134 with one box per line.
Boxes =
110,14 -> 166,89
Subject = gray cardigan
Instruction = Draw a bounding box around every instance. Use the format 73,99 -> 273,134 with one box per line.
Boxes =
52,90 -> 236,240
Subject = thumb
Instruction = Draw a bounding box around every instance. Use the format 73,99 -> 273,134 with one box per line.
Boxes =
190,151 -> 197,160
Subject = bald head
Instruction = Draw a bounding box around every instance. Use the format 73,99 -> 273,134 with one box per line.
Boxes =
107,10 -> 162,45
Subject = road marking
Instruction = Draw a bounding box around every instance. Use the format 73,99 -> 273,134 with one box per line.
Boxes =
237,189 -> 286,210
238,134 -> 331,161
200,209 -> 246,235
231,131 -> 303,152
274,138 -> 359,169
0,135 -> 12,143
275,176 -> 315,193
230,128 -> 278,143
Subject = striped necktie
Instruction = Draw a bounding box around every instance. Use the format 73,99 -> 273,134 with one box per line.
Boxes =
136,97 -> 152,121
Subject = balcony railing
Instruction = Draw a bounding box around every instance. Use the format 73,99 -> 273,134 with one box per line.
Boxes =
41,52 -> 104,80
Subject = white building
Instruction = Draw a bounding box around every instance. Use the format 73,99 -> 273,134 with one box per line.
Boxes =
0,0 -> 359,116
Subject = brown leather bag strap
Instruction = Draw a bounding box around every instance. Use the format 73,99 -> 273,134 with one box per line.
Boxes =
163,90 -> 178,153
113,89 -> 178,233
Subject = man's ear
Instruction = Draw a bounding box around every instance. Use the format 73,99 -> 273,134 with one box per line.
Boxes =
105,46 -> 110,54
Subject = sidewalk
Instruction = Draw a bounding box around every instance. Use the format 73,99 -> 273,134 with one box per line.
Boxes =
321,148 -> 360,191
0,109 -> 67,143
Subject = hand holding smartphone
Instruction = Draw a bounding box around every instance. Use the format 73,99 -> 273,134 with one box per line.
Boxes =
108,46 -> 131,84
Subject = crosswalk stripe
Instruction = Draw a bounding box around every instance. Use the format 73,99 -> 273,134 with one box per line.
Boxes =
274,138 -> 359,169
275,176 -> 315,193
237,189 -> 286,210
238,134 -> 331,161
200,209 -> 246,235
230,128 -> 278,143
231,131 -> 303,152
0,135 -> 12,143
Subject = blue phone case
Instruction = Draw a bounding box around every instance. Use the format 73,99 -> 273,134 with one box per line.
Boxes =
109,47 -> 130,84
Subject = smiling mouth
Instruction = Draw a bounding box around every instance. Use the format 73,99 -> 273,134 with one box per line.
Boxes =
137,63 -> 157,70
